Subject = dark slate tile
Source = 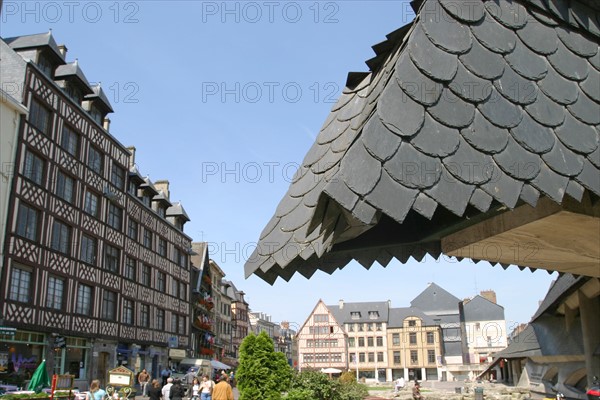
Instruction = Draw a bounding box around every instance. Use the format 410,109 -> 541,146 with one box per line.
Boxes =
520,183 -> 540,207
504,39 -> 548,80
311,148 -> 341,175
547,40 -> 590,81
339,141 -> 382,196
469,188 -> 493,212
510,113 -> 555,154
541,139 -> 585,177
461,110 -> 510,154
375,249 -> 394,268
361,115 -> 402,162
449,62 -> 492,103
384,142 -> 442,189
442,137 -> 495,184
484,0 -> 528,29
530,162 -> 569,202
555,112 -> 599,155
470,11 -> 517,54
412,192 -> 438,219
565,180 -> 585,202
579,68 -> 600,102
494,136 -> 541,180
377,78 -> 425,137
259,216 -> 280,240
439,0 -> 485,23
279,203 -> 314,233
303,176 -> 326,209
556,26 -> 598,58
538,65 -> 580,105
422,3 -> 472,54
302,140 -> 330,168
588,145 -> 600,168
478,87 -> 524,128
411,114 -> 460,157
525,90 -> 566,127
330,91 -> 355,112
571,1 -> 600,37
330,121 -> 360,153
530,7 -> 559,27
409,24 -> 458,82
323,178 -> 359,213
516,16 -> 559,55
575,159 -> 600,194
589,52 -> 600,72
459,35 -> 505,79
395,52 -> 443,106
481,167 -> 524,208
273,242 -> 303,268
428,88 -> 476,128
353,100 -> 377,131
275,193 -> 303,217
317,118 -> 350,145
351,200 -> 379,225
365,170 -> 418,224
337,93 -> 368,122
567,90 -> 600,125
546,0 -> 577,26
258,223 -> 294,253
288,169 -> 321,198
424,166 -> 475,217
494,64 -> 539,105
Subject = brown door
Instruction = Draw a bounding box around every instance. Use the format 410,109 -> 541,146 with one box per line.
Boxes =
98,352 -> 110,386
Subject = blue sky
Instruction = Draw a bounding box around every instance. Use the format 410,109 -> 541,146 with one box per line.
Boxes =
1,1 -> 557,332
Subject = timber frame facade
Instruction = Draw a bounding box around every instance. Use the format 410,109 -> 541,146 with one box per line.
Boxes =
0,32 -> 192,389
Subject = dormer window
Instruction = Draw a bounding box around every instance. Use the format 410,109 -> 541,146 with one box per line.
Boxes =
128,180 -> 138,196
89,105 -> 103,125
351,311 -> 361,320
157,206 -> 166,218
37,53 -> 53,77
65,83 -> 83,104
368,311 -> 379,319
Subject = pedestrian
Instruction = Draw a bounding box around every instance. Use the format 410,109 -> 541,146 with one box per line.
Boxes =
170,379 -> 186,400
147,380 -> 162,400
211,375 -> 233,400
138,368 -> 150,397
86,380 -> 106,400
413,381 -> 423,400
162,377 -> 174,400
184,368 -> 197,387
161,367 -> 172,386
228,371 -> 234,388
186,377 -> 201,400
395,376 -> 405,393
200,374 -> 214,400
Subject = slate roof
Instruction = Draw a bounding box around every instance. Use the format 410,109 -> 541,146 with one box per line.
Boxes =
55,60 -> 94,95
410,282 -> 461,314
463,295 -> 505,321
530,273 -> 586,321
245,0 -> 600,284
328,301 -> 390,324
85,83 -> 114,113
387,307 -> 437,327
167,202 -> 190,221
4,31 -> 65,65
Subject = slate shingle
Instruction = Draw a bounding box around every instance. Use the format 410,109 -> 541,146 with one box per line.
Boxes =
459,34 -> 506,79
516,15 -> 559,55
504,39 -> 549,80
510,113 -> 555,154
470,10 -> 517,54
538,65 -> 580,105
409,24 -> 458,81
422,3 -> 472,54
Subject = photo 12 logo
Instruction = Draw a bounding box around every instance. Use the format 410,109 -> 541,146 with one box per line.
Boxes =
200,1 -> 340,24
1,1 -> 140,24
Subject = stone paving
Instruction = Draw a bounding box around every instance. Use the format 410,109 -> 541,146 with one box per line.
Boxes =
366,381 -> 530,400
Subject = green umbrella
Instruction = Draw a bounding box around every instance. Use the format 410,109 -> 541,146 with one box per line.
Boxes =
27,359 -> 50,393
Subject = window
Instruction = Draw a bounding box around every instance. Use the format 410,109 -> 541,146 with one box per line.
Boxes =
84,190 -> 100,217
88,145 -> 103,175
408,320 -> 416,327
128,219 -> 138,239
475,322 -> 481,331
173,247 -> 181,264
376,323 -> 382,331
409,332 -> 417,345
377,352 -> 384,362
128,180 -> 137,196
171,279 -> 179,298
156,309 -> 165,330
56,170 -> 75,203
348,337 -> 355,347
171,314 -> 178,333
123,299 -> 134,325
124,257 -> 136,280
427,332 -> 434,344
75,284 -> 92,315
346,323 -> 354,332
51,220 -> 71,254
143,228 -> 153,249
9,266 -> 31,303
140,304 -> 150,327
16,203 -> 39,241
141,264 -> 151,286
46,276 -> 64,310
368,352 -> 374,362
358,337 -> 365,347
61,125 -> 79,156
156,271 -> 166,292
111,163 -> 125,190
178,315 -> 186,334
23,149 -> 44,185
89,105 -> 103,125
157,206 -> 166,218
428,350 -> 436,364
314,314 -> 329,323
350,311 -> 361,319
410,350 -> 418,364
392,333 -> 400,346
101,290 -> 117,320
367,323 -> 373,331
368,311 -> 379,319
376,336 -> 383,347
367,337 -> 374,347
107,203 -> 123,230
30,98 -> 51,134
357,323 -> 364,332
158,238 -> 167,257
393,351 -> 401,364
37,53 -> 53,77
65,84 -> 82,104
105,245 -> 120,272
179,282 -> 186,301
359,353 -> 365,363
80,234 -> 97,265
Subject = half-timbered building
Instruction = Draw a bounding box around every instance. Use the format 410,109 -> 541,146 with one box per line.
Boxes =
0,32 -> 193,389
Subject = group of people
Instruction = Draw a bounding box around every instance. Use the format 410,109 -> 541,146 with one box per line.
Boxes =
138,368 -> 234,400
393,377 -> 423,400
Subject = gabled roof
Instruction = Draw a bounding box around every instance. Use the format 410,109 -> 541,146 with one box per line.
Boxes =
328,301 -> 390,323
4,31 -> 65,65
245,0 -> 600,284
463,295 -> 505,321
55,60 -> 94,94
388,307 -> 437,327
410,282 -> 461,314
530,273 -> 586,321
153,191 -> 173,207
495,323 -> 541,358
167,202 -> 190,222
85,83 -> 114,113
140,177 -> 159,195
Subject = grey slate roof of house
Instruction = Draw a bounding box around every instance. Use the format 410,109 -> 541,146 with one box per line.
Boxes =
167,202 -> 190,221
4,31 -> 65,64
530,273 -> 586,321
494,324 -> 541,358
55,60 -> 94,95
410,282 -> 461,314
387,307 -> 437,327
328,301 -> 390,324
245,0 -> 600,284
85,83 -> 114,113
463,295 -> 505,321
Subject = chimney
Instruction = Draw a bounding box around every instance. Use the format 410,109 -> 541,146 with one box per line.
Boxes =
388,299 -> 392,308
127,146 -> 136,168
339,299 -> 344,309
57,44 -> 68,59
103,117 -> 110,132
480,290 -> 497,304
154,180 -> 170,200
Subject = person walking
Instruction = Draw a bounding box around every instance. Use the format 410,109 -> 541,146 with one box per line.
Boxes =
147,380 -> 162,400
169,379 -> 186,400
161,367 -> 172,386
162,377 -> 174,400
187,377 -> 201,400
138,368 -> 150,397
199,375 -> 214,400
86,380 -> 106,400
413,381 -> 423,400
211,376 -> 233,400
395,376 -> 405,393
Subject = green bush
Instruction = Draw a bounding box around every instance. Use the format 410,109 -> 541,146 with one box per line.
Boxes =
339,372 -> 356,384
289,370 -> 334,400
333,380 -> 369,400
0,393 -> 49,400
286,370 -> 369,400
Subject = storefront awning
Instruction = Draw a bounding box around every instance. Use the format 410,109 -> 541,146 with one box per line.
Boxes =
210,360 -> 231,370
